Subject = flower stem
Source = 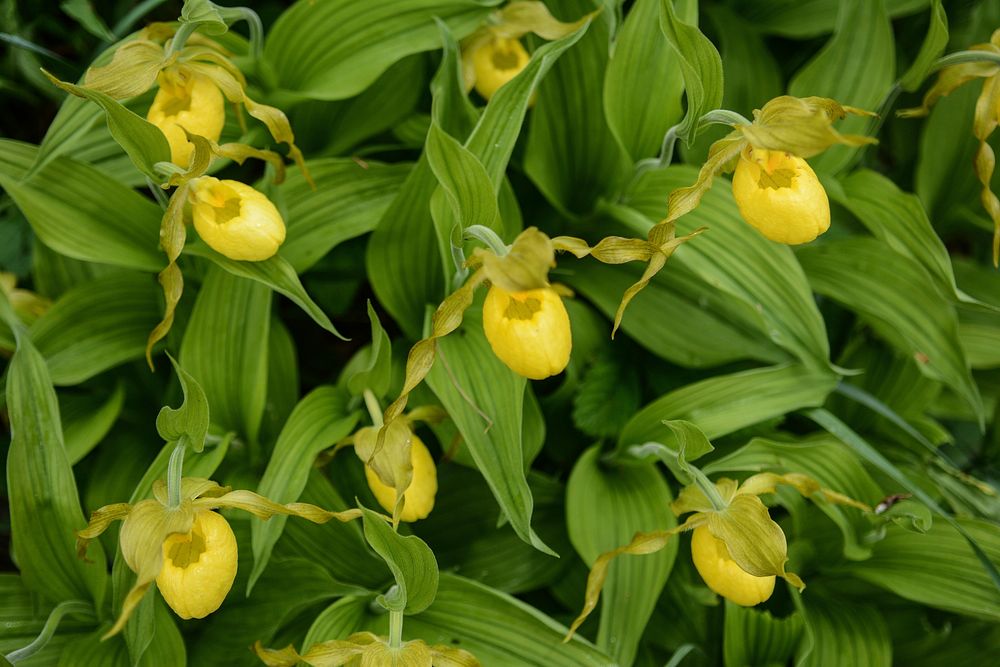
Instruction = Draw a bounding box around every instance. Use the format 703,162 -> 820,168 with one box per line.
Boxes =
464,224 -> 509,257
389,608 -> 403,650
363,389 -> 384,428
166,438 -> 187,508
5,600 -> 94,663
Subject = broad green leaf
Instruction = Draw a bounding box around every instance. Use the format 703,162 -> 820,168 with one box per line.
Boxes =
31,241 -> 115,300
959,304 -> 1000,369
263,0 -> 498,101
260,316 -> 299,444
841,518 -> 1000,621
723,602 -> 803,667
404,574 -> 612,666
42,74 -> 169,179
155,355 -> 210,453
29,273 -> 160,385
183,242 -> 345,340
658,0 -> 724,146
525,0 -> 630,215
567,446 -> 677,666
425,306 -> 554,555
180,266 -> 271,444
361,506 -> 439,614
706,4 -> 782,118
788,0 -> 894,173
249,387 -> 359,593
736,0 -> 928,38
413,467 -> 572,594
900,0 -> 948,92
572,354 -> 641,439
0,574 -> 94,659
1,295 -> 108,609
61,384 -> 125,465
61,0 -> 115,41
302,596 -> 372,653
603,0 -> 684,161
621,165 -> 831,368
0,140 -> 162,272
794,595 -> 891,667
620,364 -> 839,448
346,303 -> 392,397
566,259 -> 788,367
278,159 -> 410,273
797,237 -> 982,422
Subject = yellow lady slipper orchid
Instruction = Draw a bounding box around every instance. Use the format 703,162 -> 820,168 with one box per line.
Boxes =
190,177 -> 286,261
147,69 -> 225,168
155,509 -> 238,619
254,631 -> 480,666
471,37 -> 530,100
690,524 -> 776,606
482,285 -> 572,380
731,146 -> 831,245
365,434 -> 437,522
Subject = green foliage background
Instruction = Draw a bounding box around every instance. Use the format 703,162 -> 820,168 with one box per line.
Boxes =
2,0 -> 1000,665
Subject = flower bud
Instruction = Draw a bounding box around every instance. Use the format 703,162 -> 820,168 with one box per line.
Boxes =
690,525 -> 775,606
147,70 -> 225,168
472,37 -> 530,101
731,147 -> 830,245
190,177 -> 286,261
482,285 -> 571,380
155,510 -> 238,619
365,434 -> 437,522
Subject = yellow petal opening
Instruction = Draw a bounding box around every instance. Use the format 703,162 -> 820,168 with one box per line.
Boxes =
472,37 -> 530,101
731,146 -> 830,245
155,509 -> 238,620
147,69 -> 225,168
190,177 -> 286,261
690,525 -> 776,606
365,434 -> 438,522
482,285 -> 571,380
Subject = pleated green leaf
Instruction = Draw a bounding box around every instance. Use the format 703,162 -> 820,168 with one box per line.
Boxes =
0,140 -> 162,271
29,273 -> 160,385
566,260 -> 788,367
179,266 -> 271,443
603,0 -> 684,161
737,0 -> 928,39
0,574 -> 94,659
707,4 -> 783,118
346,303 -> 392,397
788,0 -> 894,173
900,0 -> 948,92
566,446 -> 677,667
361,506 -> 439,614
524,0 -> 630,216
61,384 -> 125,465
302,596 -> 372,653
404,574 -> 612,666
278,159 -> 410,273
794,596 -> 891,667
426,121 -> 501,232
723,602 -> 803,667
842,518 -> 1000,621
183,242 -> 345,339
425,307 -> 553,555
797,237 -> 983,422
1,295 -> 107,609
622,165 -> 831,368
263,0 -> 498,101
620,364 -> 839,448
249,387 -> 359,592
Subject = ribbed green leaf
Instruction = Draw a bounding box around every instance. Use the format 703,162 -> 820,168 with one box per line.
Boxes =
278,159 -> 410,273
603,0 -> 684,161
572,354 -> 641,439
900,0 -> 948,91
179,266 -> 271,443
0,140 -> 162,272
524,0 -> 630,215
797,237 -> 982,422
723,602 -> 803,667
346,303 -> 393,397
620,364 -> 838,448
362,506 -> 439,614
154,355 -> 210,454
249,387 -> 359,592
736,0 -> 928,39
567,446 -> 677,666
842,518 -> 1000,620
0,574 -> 94,660
183,243 -> 344,339
1,295 -> 108,609
61,384 -> 125,465
794,596 -> 891,667
707,4 -> 782,119
264,0 -> 497,101
302,596 -> 372,652
425,306 -> 553,555
788,0 -> 894,173
29,273 -> 160,385
622,165 -> 830,367
426,121 -> 501,232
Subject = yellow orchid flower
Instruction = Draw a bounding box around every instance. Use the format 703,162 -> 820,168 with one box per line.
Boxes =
690,524 -> 775,606
146,68 -> 226,168
364,433 -> 438,522
254,631 -> 480,666
899,28 -> 1000,264
189,176 -> 287,261
482,285 -> 571,380
76,477 -> 363,637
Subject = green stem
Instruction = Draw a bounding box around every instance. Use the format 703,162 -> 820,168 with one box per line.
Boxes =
388,608 -> 403,650
166,21 -> 198,57
166,438 -> 187,508
464,224 -> 509,257
363,389 -> 384,428
686,465 -> 727,512
5,601 -> 94,663
218,6 -> 264,59
929,50 -> 1000,73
